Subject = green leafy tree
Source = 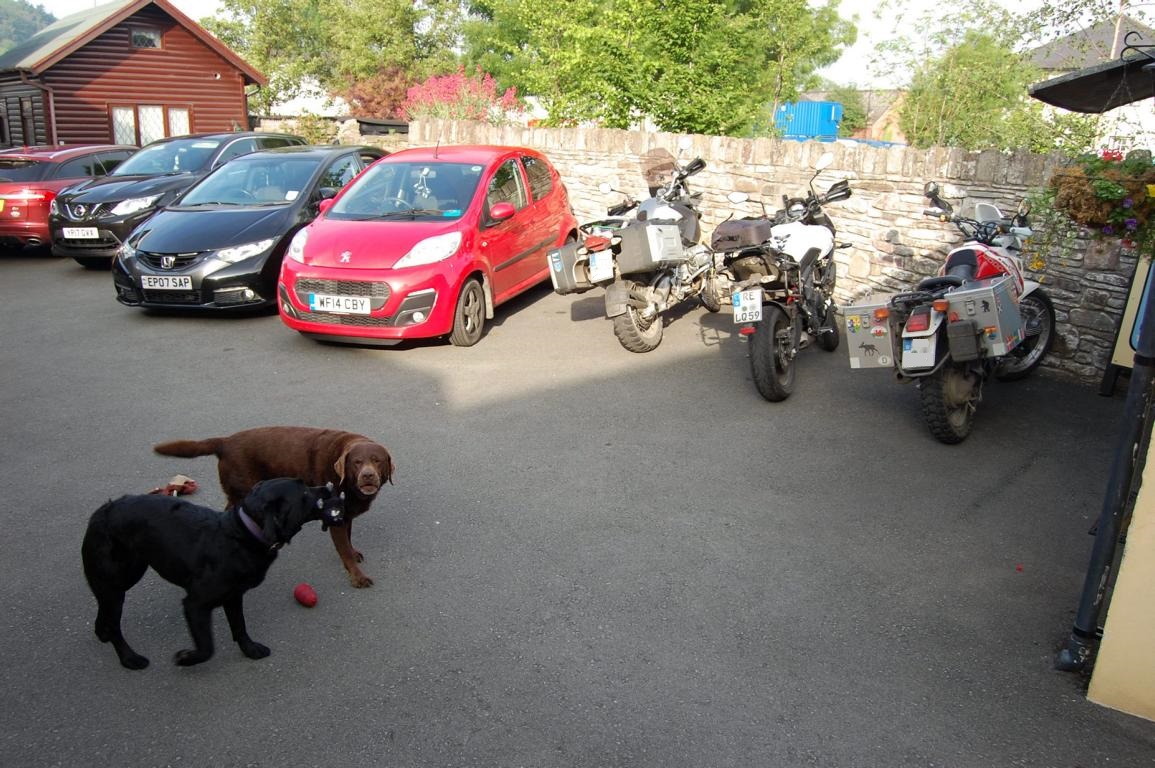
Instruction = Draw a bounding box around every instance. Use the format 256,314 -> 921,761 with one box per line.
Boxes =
461,0 -> 855,136
0,0 -> 54,53
203,0 -> 460,115
882,0 -> 1100,152
824,82 -> 866,137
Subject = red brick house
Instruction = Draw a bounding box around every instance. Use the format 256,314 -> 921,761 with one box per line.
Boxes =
0,0 -> 265,148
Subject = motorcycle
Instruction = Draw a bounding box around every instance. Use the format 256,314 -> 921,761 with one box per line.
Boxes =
844,181 -> 1056,444
547,146 -> 718,353
712,152 -> 851,401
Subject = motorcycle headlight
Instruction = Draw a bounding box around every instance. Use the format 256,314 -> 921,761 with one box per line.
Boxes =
287,228 -> 308,263
395,231 -> 462,268
214,238 -> 276,264
111,195 -> 161,217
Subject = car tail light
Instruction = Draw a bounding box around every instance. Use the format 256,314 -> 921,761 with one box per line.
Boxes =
905,307 -> 931,332
0,188 -> 54,203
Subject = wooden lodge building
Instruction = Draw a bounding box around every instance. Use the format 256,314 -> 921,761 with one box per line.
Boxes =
0,0 -> 264,148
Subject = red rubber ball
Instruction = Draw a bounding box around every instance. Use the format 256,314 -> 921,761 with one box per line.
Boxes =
293,583 -> 318,608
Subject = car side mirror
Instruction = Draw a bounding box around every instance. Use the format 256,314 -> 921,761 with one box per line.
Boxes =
319,187 -> 338,200
488,201 -> 516,223
318,198 -> 335,215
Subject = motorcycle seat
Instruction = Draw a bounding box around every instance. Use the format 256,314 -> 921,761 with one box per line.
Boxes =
916,274 -> 965,293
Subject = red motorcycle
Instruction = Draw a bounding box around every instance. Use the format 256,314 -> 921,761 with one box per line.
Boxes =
845,182 -> 1056,443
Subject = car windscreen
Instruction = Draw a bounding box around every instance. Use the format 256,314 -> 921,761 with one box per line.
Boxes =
111,139 -> 223,176
177,156 -> 320,207
326,161 -> 482,220
0,159 -> 49,182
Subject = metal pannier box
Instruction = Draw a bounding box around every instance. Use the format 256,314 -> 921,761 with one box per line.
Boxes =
548,242 -> 594,295
614,223 -> 685,275
841,299 -> 895,369
944,276 -> 1023,357
710,218 -> 773,252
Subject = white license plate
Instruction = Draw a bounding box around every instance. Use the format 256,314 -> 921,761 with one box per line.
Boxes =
310,293 -> 371,314
63,227 -> 99,239
141,275 -> 192,290
588,249 -> 614,283
732,289 -> 763,323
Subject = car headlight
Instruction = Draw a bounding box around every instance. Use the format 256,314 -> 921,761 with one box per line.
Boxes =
49,198 -> 59,216
395,231 -> 462,268
116,242 -> 137,265
111,195 -> 161,217
214,238 -> 276,264
287,228 -> 308,263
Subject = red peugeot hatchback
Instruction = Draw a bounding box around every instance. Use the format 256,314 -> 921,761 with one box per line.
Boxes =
0,144 -> 136,251
277,145 -> 578,346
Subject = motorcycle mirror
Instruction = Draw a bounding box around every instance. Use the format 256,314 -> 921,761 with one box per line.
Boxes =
677,136 -> 693,152
598,182 -> 613,194
814,152 -> 834,172
1017,198 -> 1031,217
727,191 -> 750,204
683,157 -> 706,177
923,181 -> 940,198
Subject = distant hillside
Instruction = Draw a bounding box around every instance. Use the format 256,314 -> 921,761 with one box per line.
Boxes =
0,0 -> 55,54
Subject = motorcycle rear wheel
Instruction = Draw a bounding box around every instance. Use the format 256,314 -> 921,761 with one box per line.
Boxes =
749,304 -> 797,402
919,363 -> 977,444
995,291 -> 1055,381
613,301 -> 663,353
815,301 -> 840,352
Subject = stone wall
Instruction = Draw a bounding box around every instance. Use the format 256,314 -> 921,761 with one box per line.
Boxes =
266,117 -> 1142,387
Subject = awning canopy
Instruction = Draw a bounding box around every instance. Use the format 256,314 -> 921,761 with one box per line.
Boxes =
1029,56 -> 1155,114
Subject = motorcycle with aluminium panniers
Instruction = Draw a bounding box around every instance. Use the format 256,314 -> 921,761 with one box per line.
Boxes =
842,181 -> 1056,444
547,142 -> 718,353
711,151 -> 852,401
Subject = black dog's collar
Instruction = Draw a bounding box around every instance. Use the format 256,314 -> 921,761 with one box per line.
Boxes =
238,506 -> 283,551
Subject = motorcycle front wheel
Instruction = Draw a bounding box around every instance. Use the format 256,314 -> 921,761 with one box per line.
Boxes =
919,363 -> 977,444
749,304 -> 797,401
613,294 -> 664,353
995,290 -> 1056,381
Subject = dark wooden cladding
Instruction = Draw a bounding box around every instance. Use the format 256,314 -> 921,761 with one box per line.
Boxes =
35,7 -> 256,145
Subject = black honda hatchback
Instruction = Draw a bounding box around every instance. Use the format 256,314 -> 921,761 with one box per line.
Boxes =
50,131 -> 305,269
112,144 -> 386,312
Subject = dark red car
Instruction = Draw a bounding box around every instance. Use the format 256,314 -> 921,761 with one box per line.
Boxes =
278,145 -> 578,346
0,145 -> 136,251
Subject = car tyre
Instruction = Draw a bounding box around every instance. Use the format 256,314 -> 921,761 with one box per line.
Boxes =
450,277 -> 485,347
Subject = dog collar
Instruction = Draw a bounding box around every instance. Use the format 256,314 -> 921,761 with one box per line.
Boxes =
237,506 -> 282,551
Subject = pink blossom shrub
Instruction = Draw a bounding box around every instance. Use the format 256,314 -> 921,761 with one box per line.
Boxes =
399,66 -> 523,124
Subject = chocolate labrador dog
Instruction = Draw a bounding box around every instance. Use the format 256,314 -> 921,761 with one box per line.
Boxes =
153,427 -> 394,587
82,478 -> 345,670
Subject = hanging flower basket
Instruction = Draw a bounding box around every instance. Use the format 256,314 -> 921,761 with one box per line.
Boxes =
1048,149 -> 1155,251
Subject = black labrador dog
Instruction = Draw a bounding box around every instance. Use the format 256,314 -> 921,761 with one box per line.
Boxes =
82,478 -> 344,670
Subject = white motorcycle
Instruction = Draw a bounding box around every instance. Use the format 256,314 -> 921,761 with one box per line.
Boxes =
713,152 -> 851,401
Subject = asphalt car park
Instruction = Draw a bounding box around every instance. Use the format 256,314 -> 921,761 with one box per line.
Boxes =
1,254 -> 1153,767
